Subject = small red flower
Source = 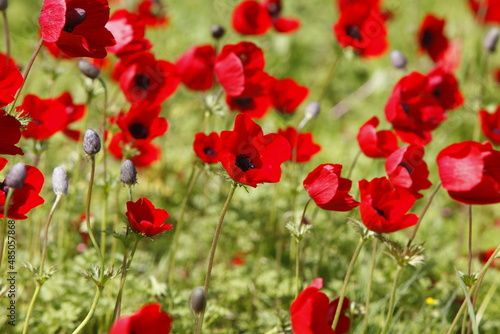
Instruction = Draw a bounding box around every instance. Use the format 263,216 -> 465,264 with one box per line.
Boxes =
479,248 -> 500,268
359,177 -> 418,234
176,45 -> 216,91
333,3 -> 388,57
0,64 -> 23,108
39,0 -> 116,58
106,9 -> 152,58
269,78 -> 309,114
385,145 -> 432,199
277,127 -> 321,163
290,278 -> 351,334
218,114 -> 291,187
108,132 -> 162,167
417,14 -> 449,63
113,51 -> 180,105
109,303 -> 172,334
357,116 -> 398,158
115,102 -> 167,142
0,159 -> 45,220
479,106 -> 500,145
425,66 -> 463,111
266,0 -> 301,33
303,164 -> 359,212
226,95 -> 272,119
126,198 -> 172,237
193,132 -> 221,164
437,141 -> 500,205
0,111 -> 24,156
136,0 -> 169,27
468,0 -> 500,24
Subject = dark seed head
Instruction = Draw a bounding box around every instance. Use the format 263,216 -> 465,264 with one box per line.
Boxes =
484,27 -> 500,53
52,166 -> 68,196
390,50 -> 407,69
5,163 -> 26,189
189,287 -> 206,313
83,129 -> 101,156
120,159 -> 138,185
0,0 -> 8,11
78,60 -> 100,79
211,24 -> 225,39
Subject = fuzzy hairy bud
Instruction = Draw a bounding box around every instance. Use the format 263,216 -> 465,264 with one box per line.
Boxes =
484,27 -> 500,53
120,159 -> 137,185
189,287 -> 206,313
0,0 -> 8,11
5,163 -> 26,189
78,59 -> 100,79
304,101 -> 320,120
52,166 -> 68,196
83,129 -> 101,156
211,24 -> 225,39
390,50 -> 407,69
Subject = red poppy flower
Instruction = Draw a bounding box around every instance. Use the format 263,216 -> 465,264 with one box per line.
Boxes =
226,95 -> 272,119
218,114 -> 291,187
109,303 -> 172,334
19,94 -> 70,141
39,0 -> 116,58
290,278 -> 351,334
108,132 -> 162,167
269,78 -> 309,114
0,111 -> 24,156
357,116 -> 398,158
385,145 -> 432,199
193,132 -> 221,164
479,106 -> 500,145
303,164 -> 359,212
337,0 -> 380,11
106,9 -> 152,58
479,248 -> 500,268
437,141 -> 500,205
277,127 -> 321,163
136,0 -> 169,27
359,177 -> 418,234
425,66 -> 463,111
0,159 -> 45,220
113,51 -> 180,105
0,65 -> 23,108
214,42 -> 273,97
114,102 -> 167,142
333,3 -> 388,57
417,14 -> 449,63
385,71 -> 446,146
176,45 -> 216,91
126,198 -> 172,237
468,0 -> 500,24
265,0 -> 301,33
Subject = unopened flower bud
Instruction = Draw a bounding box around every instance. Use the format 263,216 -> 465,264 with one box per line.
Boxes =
211,24 -> 225,39
83,129 -> 101,156
304,101 -> 320,120
120,159 -> 137,185
390,50 -> 407,69
5,163 -> 26,189
189,287 -> 206,313
484,27 -> 500,53
52,166 -> 68,196
78,59 -> 100,79
0,0 -> 8,11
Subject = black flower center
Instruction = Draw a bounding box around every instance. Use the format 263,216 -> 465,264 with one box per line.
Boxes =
345,25 -> 362,41
63,8 -> 87,33
235,154 -> 255,172
421,30 -> 433,47
203,147 -> 217,156
134,74 -> 151,90
0,182 -> 8,195
267,3 -> 281,17
400,102 -> 410,114
234,98 -> 253,107
432,87 -> 441,98
129,123 -> 149,139
398,162 -> 413,174
374,206 -> 387,219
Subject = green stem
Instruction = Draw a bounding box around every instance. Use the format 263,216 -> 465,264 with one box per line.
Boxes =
195,184 -> 237,334
72,286 -> 103,334
2,10 -> 10,64
331,235 -> 367,330
167,166 -> 201,286
467,205 -> 473,276
295,238 -> 301,297
346,150 -> 361,180
361,238 -> 379,334
317,51 -> 342,102
22,283 -> 42,334
380,265 -> 404,334
97,77 -> 109,262
40,196 -> 63,273
0,187 -> 15,272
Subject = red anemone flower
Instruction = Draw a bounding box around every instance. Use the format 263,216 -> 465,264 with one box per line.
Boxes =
108,132 -> 162,167
218,114 -> 291,187
0,65 -> 23,108
479,248 -> 500,268
114,102 -> 167,142
479,106 -> 500,145
176,45 -> 216,91
193,132 -> 221,164
290,278 -> 351,334
333,3 -> 388,57
425,66 -> 463,111
357,116 -> 398,158
39,0 -> 116,58
136,0 -> 169,27
437,141 -> 500,205
113,51 -> 180,105
269,78 -> 309,114
109,303 -> 172,334
226,95 -> 272,119
468,0 -> 500,24
359,177 -> 418,234
126,198 -> 172,237
277,127 -> 321,163
303,164 -> 359,212
0,111 -> 24,155
417,14 -> 449,63
106,9 -> 152,58
0,159 -> 45,220
385,145 -> 432,199
265,0 -> 301,33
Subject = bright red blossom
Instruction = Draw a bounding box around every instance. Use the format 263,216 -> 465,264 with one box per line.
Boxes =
176,45 -> 216,91
359,177 -> 418,234
417,14 -> 449,63
136,0 -> 169,27
269,78 -> 309,114
218,114 -> 291,187
425,66 -> 463,111
105,9 -> 152,58
126,198 -> 172,237
193,132 -> 221,164
0,65 -> 23,108
109,303 -> 172,334
0,111 -> 24,155
226,95 -> 272,119
303,164 -> 359,212
468,0 -> 500,24
479,106 -> 500,145
357,116 -> 398,158
278,127 -> 321,163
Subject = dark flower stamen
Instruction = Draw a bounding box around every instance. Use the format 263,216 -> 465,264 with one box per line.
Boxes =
398,162 -> 413,174
235,154 -> 255,172
129,123 -> 149,139
134,74 -> 151,90
63,8 -> 87,33
345,25 -> 362,41
203,148 -> 217,156
421,30 -> 433,46
400,102 -> 410,114
374,206 -> 387,218
234,98 -> 253,107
